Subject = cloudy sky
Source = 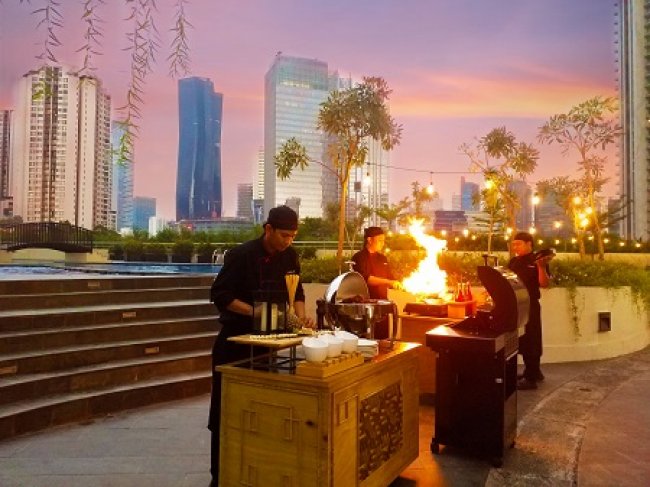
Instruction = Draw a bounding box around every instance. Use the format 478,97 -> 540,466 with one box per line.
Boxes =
0,1 -> 619,219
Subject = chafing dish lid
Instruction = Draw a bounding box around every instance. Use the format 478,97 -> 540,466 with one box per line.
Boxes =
325,270 -> 370,303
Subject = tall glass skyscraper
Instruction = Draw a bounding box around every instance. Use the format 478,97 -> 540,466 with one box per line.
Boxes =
0,110 -> 12,218
133,196 -> 156,231
111,120 -> 134,230
176,77 -> 223,221
264,54 -> 331,219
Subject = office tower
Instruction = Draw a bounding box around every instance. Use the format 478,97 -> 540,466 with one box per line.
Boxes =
253,147 -> 264,200
618,0 -> 649,240
176,77 -> 223,221
348,137 -> 390,226
0,110 -> 12,218
535,193 -> 568,236
237,183 -> 253,220
460,177 -> 479,211
11,65 -> 112,229
111,121 -> 134,231
133,196 -> 156,231
264,54 -> 331,219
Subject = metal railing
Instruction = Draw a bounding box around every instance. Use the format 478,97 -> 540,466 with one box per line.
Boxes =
0,222 -> 94,253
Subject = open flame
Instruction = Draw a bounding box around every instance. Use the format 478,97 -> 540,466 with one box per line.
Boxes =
401,219 -> 448,298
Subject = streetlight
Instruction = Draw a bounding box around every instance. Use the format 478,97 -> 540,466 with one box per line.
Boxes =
531,193 -> 540,230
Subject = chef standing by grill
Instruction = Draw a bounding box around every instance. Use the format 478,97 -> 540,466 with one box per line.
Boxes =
352,227 -> 403,339
507,231 -> 553,390
208,205 -> 313,487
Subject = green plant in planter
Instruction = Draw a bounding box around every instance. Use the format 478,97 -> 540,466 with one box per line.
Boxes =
300,257 -> 340,283
172,240 -> 194,263
196,243 -> 217,263
550,258 -> 650,337
122,239 -> 144,262
109,244 -> 124,261
144,243 -> 168,262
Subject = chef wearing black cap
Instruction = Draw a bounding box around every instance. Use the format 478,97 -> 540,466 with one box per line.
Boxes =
208,205 -> 313,486
351,226 -> 403,339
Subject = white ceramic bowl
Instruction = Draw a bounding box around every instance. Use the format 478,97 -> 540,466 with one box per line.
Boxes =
319,334 -> 344,358
301,337 -> 328,363
334,330 -> 359,353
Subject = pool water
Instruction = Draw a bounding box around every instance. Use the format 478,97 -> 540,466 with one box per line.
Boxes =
0,263 -> 222,278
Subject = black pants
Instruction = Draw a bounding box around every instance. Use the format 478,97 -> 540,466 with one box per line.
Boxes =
209,323 -> 254,484
519,300 -> 543,381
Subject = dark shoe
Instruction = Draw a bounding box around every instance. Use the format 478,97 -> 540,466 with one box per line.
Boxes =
518,371 -> 544,382
517,378 -> 538,390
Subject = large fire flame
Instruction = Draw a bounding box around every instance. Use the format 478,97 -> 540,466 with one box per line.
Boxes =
401,219 -> 448,298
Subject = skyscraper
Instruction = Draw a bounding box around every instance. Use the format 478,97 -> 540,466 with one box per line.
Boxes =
236,183 -> 253,221
11,65 -> 113,229
111,120 -> 134,231
133,196 -> 156,231
253,147 -> 264,200
618,0 -> 649,240
0,110 -> 12,218
264,54 -> 331,219
176,77 -> 223,221
460,177 -> 479,211
348,137 -> 390,226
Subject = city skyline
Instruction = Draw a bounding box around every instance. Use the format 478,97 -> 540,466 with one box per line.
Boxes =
0,1 -> 618,220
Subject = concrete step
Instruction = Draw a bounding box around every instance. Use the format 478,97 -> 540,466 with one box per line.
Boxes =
0,350 -> 212,406
0,315 -> 218,354
0,331 -> 218,376
0,274 -> 215,295
0,286 -> 210,311
0,371 -> 212,440
0,300 -> 217,333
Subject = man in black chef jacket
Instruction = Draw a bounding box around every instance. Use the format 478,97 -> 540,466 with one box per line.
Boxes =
208,205 -> 313,486
352,226 -> 403,339
507,231 -> 553,390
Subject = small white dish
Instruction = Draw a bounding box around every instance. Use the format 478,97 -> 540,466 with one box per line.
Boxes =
319,334 -> 344,358
334,330 -> 359,353
302,337 -> 328,363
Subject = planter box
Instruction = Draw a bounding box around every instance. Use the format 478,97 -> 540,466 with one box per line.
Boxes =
541,287 -> 649,363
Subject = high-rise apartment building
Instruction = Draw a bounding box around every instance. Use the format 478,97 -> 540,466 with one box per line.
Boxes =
176,77 -> 223,221
11,65 -> 113,229
237,183 -> 253,221
111,120 -> 134,231
509,180 -> 532,231
0,110 -> 12,218
133,196 -> 156,231
264,54 -> 332,219
618,0 -> 649,240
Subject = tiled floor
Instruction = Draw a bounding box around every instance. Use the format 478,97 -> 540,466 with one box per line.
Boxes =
0,347 -> 649,486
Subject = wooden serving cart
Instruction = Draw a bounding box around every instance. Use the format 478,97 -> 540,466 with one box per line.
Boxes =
217,341 -> 420,487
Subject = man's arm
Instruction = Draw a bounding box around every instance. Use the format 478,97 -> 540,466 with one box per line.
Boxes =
536,257 -> 552,288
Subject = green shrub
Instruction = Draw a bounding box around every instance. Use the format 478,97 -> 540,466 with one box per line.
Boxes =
144,243 -> 168,262
109,244 -> 124,260
172,240 -> 194,263
300,257 -> 340,283
122,239 -> 144,261
196,242 -> 217,263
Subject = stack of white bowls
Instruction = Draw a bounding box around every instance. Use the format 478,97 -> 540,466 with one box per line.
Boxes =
334,330 -> 359,353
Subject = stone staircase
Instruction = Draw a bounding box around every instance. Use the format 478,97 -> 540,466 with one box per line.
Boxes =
0,274 -> 219,440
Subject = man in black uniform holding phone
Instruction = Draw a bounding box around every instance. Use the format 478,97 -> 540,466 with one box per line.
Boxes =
507,231 -> 553,390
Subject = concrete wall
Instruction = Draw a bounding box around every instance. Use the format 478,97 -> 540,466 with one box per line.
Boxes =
541,286 -> 649,363
3,248 -> 109,263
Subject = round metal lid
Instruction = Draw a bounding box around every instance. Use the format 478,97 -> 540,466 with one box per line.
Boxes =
325,270 -> 369,303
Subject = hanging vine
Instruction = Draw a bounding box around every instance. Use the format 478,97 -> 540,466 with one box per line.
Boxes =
7,0 -> 193,165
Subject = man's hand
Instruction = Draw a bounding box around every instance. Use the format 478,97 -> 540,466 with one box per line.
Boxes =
391,280 -> 404,291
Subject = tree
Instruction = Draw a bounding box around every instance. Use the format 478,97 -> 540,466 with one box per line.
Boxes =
408,181 -> 435,221
460,127 -> 539,253
374,199 -> 409,232
538,96 -> 622,261
537,177 -> 588,257
275,77 -> 402,268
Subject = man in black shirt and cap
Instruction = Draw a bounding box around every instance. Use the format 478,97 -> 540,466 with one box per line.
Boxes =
208,205 -> 313,486
352,226 -> 403,339
507,231 -> 553,390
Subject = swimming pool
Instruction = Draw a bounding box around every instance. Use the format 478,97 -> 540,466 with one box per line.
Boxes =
0,262 -> 222,278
